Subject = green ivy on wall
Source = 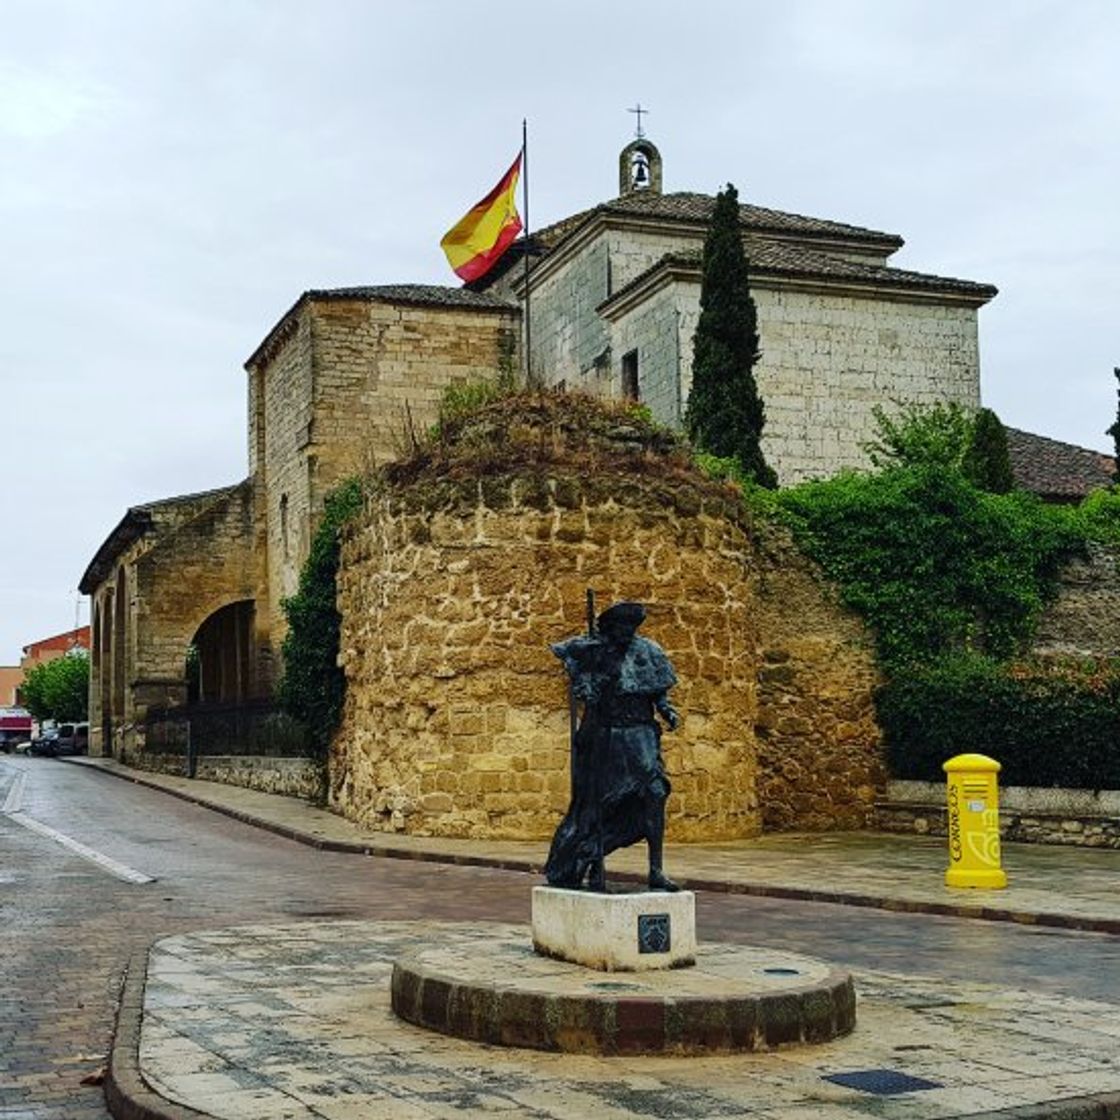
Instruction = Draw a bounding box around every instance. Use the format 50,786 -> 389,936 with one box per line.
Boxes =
769,460 -> 1120,786
278,478 -> 364,753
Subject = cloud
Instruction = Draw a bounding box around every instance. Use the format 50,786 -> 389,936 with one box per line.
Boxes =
0,61 -> 112,139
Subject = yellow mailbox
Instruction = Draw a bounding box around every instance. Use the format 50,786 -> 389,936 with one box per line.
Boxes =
943,753 -> 1007,889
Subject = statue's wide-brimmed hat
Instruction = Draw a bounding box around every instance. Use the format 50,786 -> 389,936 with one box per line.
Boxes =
597,601 -> 646,630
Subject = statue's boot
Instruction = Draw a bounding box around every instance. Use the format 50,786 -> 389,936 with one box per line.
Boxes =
646,808 -> 679,891
648,867 -> 680,892
586,859 -> 607,893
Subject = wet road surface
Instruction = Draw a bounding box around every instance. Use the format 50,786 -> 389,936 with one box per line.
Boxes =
2,755 -> 1119,1118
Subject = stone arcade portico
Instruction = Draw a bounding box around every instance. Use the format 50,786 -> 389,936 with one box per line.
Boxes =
79,481 -> 268,759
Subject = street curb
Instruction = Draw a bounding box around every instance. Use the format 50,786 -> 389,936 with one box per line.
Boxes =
965,1094 -> 1120,1119
105,949 -> 216,1120
66,758 -> 1120,937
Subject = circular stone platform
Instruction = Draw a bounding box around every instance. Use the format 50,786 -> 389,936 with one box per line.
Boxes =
391,934 -> 855,1055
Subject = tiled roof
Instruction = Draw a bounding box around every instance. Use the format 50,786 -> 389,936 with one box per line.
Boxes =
247,286 -> 518,369
1006,428 -> 1115,500
600,242 -> 997,310
599,191 -> 904,246
303,285 -> 517,311
472,192 -> 905,291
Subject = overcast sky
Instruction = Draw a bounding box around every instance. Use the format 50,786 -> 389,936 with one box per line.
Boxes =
1,0 -> 1117,665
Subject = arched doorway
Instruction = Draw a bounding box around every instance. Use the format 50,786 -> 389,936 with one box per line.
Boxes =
188,600 -> 255,704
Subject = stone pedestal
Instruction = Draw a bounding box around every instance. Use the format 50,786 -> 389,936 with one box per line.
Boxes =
531,886 -> 696,972
390,932 -> 857,1054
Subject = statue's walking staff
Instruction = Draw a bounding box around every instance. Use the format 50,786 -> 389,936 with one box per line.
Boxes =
583,589 -> 607,890
567,590 -> 595,779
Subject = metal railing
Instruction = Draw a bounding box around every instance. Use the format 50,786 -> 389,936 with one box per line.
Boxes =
143,701 -> 314,777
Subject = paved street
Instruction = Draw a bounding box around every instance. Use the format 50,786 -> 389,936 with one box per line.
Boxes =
3,756 -> 1120,1118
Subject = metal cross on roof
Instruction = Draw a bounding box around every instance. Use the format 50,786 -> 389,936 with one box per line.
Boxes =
628,103 -> 649,139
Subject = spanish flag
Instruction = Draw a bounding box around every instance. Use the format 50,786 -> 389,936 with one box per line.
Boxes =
441,153 -> 523,282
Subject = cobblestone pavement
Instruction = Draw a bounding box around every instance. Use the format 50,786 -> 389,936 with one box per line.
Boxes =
3,756 -> 1120,1118
136,921 -> 1120,1119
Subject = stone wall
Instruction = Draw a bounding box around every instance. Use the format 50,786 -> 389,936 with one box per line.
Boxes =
607,280 -> 684,425
746,285 -> 981,483
750,531 -> 885,831
1033,542 -> 1120,658
331,436 -> 885,841
88,483 -> 263,758
875,781 -> 1120,849
333,473 -> 761,841
125,752 -> 324,799
514,226 -> 697,391
248,294 -> 520,655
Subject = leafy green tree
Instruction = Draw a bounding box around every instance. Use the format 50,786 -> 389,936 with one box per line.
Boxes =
278,479 -> 364,751
1107,367 -> 1120,485
685,183 -> 777,488
21,652 -> 89,721
862,400 -> 975,470
962,407 -> 1015,493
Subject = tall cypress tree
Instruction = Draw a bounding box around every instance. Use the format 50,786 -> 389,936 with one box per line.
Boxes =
685,183 -> 777,488
962,407 -> 1015,493
1108,367 -> 1120,485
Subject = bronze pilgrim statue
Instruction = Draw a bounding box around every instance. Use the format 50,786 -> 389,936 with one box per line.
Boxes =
545,599 -> 681,893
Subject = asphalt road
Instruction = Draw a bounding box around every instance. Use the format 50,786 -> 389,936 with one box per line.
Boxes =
3,755 -> 1120,1119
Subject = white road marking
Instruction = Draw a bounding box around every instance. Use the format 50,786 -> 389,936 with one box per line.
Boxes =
4,811 -> 155,885
2,769 -> 25,813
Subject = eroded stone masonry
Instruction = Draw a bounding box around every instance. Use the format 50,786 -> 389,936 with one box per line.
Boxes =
332,456 -> 884,841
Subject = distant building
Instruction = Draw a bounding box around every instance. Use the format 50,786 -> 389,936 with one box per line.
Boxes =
21,626 -> 91,667
0,666 -> 21,707
0,626 -> 90,709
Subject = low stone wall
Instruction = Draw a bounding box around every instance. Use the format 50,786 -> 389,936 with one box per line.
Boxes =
1033,541 -> 1120,658
874,780 -> 1120,848
125,752 -> 324,800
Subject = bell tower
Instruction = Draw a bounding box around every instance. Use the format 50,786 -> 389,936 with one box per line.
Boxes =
619,104 -> 662,196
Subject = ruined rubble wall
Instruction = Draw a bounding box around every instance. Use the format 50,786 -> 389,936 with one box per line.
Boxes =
331,441 -> 885,840
332,474 -> 761,840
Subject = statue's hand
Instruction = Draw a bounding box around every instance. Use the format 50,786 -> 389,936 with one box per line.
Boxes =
657,699 -> 680,730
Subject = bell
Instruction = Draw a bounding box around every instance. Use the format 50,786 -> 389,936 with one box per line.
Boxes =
632,158 -> 649,188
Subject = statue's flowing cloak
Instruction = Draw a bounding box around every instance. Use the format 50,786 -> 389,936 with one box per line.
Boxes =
544,635 -> 677,888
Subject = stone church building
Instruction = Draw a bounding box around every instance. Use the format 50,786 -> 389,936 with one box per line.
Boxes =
79,136 -> 1087,763
480,137 -> 997,483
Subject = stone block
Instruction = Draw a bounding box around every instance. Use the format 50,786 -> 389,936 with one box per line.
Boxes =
531,886 -> 696,972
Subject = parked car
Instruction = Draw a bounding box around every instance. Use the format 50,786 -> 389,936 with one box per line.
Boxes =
28,722 -> 88,757
28,726 -> 60,756
54,722 -> 89,756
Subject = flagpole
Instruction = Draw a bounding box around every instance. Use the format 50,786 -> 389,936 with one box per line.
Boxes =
522,118 -> 532,388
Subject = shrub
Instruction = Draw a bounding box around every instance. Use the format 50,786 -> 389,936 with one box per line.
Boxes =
861,400 -> 974,470
877,654 -> 1120,787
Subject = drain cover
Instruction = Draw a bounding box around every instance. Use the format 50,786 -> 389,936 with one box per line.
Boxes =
824,1069 -> 941,1095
